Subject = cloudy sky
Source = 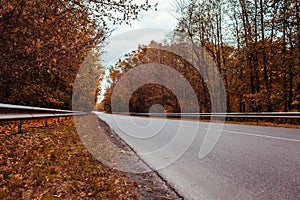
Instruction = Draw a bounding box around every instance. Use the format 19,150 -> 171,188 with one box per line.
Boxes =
110,0 -> 178,37
102,0 -> 179,66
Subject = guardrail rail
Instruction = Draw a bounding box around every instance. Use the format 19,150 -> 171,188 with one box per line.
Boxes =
114,112 -> 300,119
0,103 -> 87,133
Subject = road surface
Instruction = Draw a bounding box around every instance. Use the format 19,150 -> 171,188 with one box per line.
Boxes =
96,113 -> 300,200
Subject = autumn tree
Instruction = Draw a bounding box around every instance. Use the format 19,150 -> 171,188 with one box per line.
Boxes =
101,43 -> 211,114
173,0 -> 300,115
173,0 -> 231,113
0,0 -> 155,109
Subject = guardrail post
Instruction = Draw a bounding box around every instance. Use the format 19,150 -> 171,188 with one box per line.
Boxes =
45,119 -> 48,127
18,120 -> 22,133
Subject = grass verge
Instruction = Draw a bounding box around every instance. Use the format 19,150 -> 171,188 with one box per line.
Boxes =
0,118 -> 139,199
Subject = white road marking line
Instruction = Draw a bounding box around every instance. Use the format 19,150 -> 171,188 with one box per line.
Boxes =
221,129 -> 300,142
197,126 -> 300,142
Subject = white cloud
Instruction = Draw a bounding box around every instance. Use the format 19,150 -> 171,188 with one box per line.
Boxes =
110,0 -> 178,37
103,28 -> 170,66
101,0 -> 179,66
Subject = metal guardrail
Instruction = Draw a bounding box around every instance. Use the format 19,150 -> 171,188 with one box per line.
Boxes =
0,103 -> 87,133
114,112 -> 300,119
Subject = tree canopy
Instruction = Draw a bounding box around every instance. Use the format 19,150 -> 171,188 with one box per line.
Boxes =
0,0 -> 155,109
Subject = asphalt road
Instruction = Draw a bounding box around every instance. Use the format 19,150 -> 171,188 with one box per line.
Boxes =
96,113 -> 300,200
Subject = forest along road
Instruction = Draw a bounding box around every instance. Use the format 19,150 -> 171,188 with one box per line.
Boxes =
96,112 -> 300,200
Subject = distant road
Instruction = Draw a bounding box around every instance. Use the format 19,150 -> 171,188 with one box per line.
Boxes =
96,113 -> 300,200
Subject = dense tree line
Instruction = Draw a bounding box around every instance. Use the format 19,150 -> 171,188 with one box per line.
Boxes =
174,0 -> 300,113
0,0 -> 154,109
100,0 -> 300,115
101,45 -> 211,113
